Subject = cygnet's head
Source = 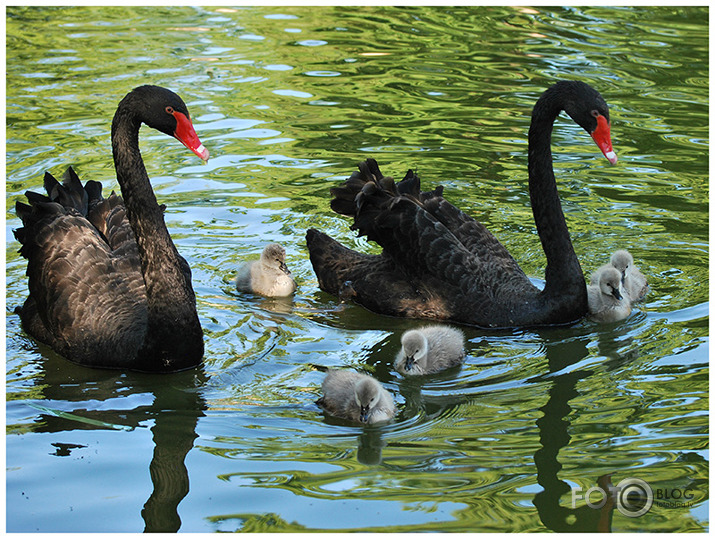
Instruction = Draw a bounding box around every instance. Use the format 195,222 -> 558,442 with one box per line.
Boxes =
354,378 -> 381,423
400,330 -> 429,373
260,243 -> 291,275
598,267 -> 624,300
610,250 -> 633,274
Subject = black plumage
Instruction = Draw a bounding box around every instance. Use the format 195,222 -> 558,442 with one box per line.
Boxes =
14,85 -> 208,372
307,81 -> 617,328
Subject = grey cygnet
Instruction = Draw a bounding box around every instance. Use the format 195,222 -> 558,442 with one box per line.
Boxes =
395,325 -> 466,375
608,249 -> 649,302
235,243 -> 296,297
587,266 -> 632,322
317,370 -> 395,425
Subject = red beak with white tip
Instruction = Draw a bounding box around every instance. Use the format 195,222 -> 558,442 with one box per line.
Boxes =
591,113 -> 617,165
172,110 -> 210,162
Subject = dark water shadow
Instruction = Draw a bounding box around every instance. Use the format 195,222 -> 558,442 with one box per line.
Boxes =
529,328 -> 634,532
20,346 -> 208,533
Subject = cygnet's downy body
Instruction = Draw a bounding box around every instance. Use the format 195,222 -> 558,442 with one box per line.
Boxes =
317,370 -> 395,425
395,325 -> 466,376
235,243 -> 296,297
587,266 -> 632,323
609,249 -> 649,302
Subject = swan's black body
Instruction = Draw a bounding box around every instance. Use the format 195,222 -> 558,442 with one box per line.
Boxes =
14,85 -> 208,371
307,81 -> 616,328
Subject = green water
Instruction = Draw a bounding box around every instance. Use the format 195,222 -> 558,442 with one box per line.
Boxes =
5,5 -> 708,532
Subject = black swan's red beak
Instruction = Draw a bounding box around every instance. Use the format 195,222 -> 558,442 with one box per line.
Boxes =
591,114 -> 617,165
172,111 -> 210,162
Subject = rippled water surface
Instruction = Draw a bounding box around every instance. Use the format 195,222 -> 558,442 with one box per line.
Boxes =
5,5 -> 708,532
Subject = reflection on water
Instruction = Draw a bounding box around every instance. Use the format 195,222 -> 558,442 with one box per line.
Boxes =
11,350 -> 207,532
6,4 -> 708,533
532,334 -> 610,532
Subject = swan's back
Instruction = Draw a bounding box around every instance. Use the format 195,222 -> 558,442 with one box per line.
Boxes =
308,159 -> 550,328
15,169 -> 150,367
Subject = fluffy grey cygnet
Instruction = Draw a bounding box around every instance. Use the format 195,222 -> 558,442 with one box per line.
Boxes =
235,243 -> 296,297
395,325 -> 466,375
587,266 -> 632,322
317,370 -> 395,425
609,249 -> 649,302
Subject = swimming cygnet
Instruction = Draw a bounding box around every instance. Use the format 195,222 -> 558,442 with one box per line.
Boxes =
587,266 -> 632,323
317,370 -> 395,425
609,249 -> 649,302
235,243 -> 296,297
395,325 -> 466,375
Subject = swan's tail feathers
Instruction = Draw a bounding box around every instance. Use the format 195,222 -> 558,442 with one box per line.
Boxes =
41,169 -> 135,254
13,202 -> 33,248
329,159 -> 446,245
306,228 -> 382,296
330,158 -> 394,217
399,169 -> 445,202
61,167 -> 88,212
41,168 -> 89,216
306,228 -> 354,295
84,179 -> 104,208
306,227 -> 454,319
15,169 -> 136,259
13,196 -> 68,259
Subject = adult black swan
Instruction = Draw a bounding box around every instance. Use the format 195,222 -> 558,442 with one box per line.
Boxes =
14,85 -> 209,371
306,81 -> 617,328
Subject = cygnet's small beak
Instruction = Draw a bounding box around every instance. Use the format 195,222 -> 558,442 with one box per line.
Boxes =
279,261 -> 291,275
359,406 -> 370,423
405,356 -> 415,371
612,288 -> 623,301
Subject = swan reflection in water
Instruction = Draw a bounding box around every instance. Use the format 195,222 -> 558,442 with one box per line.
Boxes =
19,352 -> 208,533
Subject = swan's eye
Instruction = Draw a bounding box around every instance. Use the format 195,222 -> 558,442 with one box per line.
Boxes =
166,106 -> 175,115
591,110 -> 600,118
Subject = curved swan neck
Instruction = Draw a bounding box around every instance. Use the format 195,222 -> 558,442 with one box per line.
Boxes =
111,98 -> 202,366
111,106 -> 182,286
528,88 -> 585,296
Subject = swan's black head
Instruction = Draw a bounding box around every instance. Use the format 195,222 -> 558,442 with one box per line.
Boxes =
547,80 -> 617,165
120,85 -> 209,161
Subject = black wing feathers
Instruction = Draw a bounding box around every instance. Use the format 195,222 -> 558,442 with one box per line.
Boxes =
307,159 -> 542,326
14,167 -> 148,366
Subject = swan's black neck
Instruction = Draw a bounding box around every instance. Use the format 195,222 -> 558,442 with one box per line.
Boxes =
528,86 -> 586,311
111,100 -> 203,370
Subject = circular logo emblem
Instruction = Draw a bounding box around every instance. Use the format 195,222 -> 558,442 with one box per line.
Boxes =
615,478 -> 653,517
